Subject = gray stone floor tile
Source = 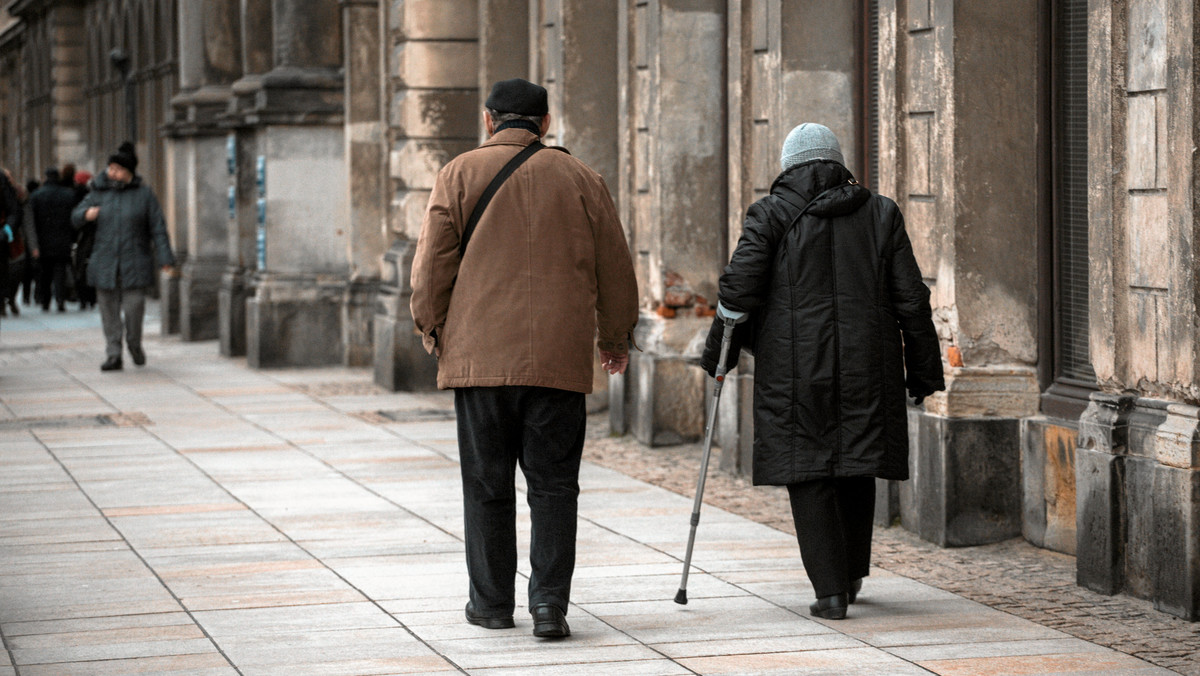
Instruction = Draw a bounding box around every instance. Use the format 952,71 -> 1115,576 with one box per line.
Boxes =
214,627 -> 455,674
17,652 -> 236,676
912,650 -> 1180,675
192,602 -> 399,637
426,636 -> 663,671
677,646 -> 934,674
469,660 -> 693,675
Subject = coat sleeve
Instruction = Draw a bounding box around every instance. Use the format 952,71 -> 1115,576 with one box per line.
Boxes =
146,190 -> 176,267
1,175 -> 20,231
585,174 -> 638,355
885,203 -> 945,398
716,201 -> 779,315
71,192 -> 96,230
409,168 -> 463,355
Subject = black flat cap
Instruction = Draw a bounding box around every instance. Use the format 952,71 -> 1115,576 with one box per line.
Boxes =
485,78 -> 549,117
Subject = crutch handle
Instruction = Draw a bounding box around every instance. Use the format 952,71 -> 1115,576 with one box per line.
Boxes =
716,302 -> 748,325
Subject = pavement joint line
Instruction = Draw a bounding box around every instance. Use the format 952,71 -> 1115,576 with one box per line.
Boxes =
29,428 -> 244,676
152,373 -> 475,675
0,619 -> 16,676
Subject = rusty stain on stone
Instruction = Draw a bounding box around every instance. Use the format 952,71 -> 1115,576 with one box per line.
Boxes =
1044,424 -> 1078,551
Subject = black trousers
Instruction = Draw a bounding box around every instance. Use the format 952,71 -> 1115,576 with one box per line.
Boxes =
787,477 -> 876,598
454,385 -> 586,618
36,254 -> 69,309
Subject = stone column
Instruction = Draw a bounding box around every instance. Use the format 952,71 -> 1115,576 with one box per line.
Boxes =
167,0 -> 242,342
535,0 -> 619,410
218,0 -> 272,357
879,0 -> 1039,546
162,0 -> 204,336
244,0 -> 348,368
341,0 -> 385,366
44,3 -> 86,166
373,0 -> 477,389
618,0 -> 727,446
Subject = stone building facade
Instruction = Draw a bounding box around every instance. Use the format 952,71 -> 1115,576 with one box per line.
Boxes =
1,0 -> 1197,620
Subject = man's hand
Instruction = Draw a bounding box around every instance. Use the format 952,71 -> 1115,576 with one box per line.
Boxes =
32,248 -> 39,259
599,349 -> 629,376
85,206 -> 100,221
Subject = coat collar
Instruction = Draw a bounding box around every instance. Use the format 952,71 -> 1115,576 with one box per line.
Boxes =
481,128 -> 542,149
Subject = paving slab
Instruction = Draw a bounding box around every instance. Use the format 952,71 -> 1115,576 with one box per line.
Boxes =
0,306 -> 1184,675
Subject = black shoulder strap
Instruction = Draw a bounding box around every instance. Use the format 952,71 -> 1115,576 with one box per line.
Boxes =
460,141 -> 545,258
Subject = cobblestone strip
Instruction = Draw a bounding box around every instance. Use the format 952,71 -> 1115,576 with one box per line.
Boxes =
582,420 -> 1200,676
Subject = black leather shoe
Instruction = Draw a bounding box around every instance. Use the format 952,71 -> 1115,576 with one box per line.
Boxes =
809,593 -> 849,620
100,356 -> 123,372
464,602 -> 514,630
129,346 -> 146,366
530,603 -> 570,638
848,578 -> 863,604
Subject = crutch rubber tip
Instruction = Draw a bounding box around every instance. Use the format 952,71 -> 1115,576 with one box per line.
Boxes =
674,589 -> 688,605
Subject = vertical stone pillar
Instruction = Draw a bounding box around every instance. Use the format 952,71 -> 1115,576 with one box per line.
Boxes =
45,4 -> 86,166
878,0 -> 1039,546
535,0 -> 619,409
618,0 -> 726,446
167,0 -> 242,342
1077,0 -> 1200,620
219,0 -> 272,356
162,0 -> 203,336
244,0 -> 347,368
341,0 -> 385,366
373,0 -> 477,389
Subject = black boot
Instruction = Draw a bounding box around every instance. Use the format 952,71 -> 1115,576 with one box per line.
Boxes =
100,356 -> 123,371
809,593 -> 849,620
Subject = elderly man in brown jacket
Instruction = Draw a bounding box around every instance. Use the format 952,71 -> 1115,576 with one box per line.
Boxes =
411,78 -> 638,639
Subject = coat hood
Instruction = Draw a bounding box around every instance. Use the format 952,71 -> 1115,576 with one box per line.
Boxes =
771,159 -> 870,219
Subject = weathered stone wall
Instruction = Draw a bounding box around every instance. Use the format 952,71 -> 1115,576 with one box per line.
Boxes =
1075,0 -> 1200,621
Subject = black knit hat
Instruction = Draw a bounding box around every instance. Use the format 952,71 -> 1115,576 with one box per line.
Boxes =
485,78 -> 549,117
108,141 -> 138,173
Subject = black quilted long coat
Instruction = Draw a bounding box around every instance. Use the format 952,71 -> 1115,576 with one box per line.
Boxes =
701,159 -> 944,485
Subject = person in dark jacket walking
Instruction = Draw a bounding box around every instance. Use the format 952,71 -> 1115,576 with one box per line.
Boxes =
0,168 -> 24,320
71,142 -> 175,371
701,123 -> 944,620
30,167 -> 78,312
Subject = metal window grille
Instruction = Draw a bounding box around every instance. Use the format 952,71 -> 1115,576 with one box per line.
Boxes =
1055,0 -> 1094,383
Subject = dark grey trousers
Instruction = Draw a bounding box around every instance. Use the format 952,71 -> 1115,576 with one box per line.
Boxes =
96,286 -> 146,360
454,386 -> 586,618
787,477 -> 877,598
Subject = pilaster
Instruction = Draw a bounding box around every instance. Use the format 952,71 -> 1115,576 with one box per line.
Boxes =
617,0 -> 726,445
241,0 -> 349,367
373,0 -> 478,389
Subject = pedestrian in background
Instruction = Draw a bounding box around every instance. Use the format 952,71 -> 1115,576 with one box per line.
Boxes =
16,178 -> 39,309
0,168 -> 23,319
70,169 -> 97,309
411,78 -> 638,639
72,142 -> 175,371
30,167 -> 77,312
702,123 -> 944,620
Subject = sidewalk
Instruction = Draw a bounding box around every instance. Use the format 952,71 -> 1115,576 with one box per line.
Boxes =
0,305 -> 1181,675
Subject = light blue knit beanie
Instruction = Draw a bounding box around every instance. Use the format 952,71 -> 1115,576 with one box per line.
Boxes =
780,122 -> 844,171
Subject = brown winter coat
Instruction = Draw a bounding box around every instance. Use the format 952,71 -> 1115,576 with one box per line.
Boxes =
410,128 -> 639,393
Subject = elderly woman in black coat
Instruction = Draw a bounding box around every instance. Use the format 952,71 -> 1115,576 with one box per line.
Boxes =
702,123 -> 944,620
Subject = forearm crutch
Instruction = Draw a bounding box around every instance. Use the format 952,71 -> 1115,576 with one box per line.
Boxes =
675,304 -> 746,605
